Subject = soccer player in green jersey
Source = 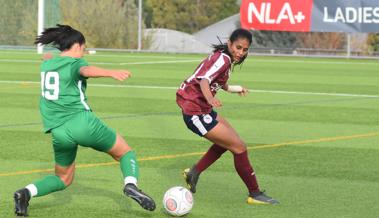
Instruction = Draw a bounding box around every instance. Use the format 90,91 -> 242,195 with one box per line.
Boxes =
13,24 -> 156,217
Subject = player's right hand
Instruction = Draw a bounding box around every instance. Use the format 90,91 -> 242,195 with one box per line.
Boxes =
207,97 -> 222,108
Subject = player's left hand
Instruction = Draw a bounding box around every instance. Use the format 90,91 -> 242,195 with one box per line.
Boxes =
42,53 -> 53,60
111,70 -> 132,81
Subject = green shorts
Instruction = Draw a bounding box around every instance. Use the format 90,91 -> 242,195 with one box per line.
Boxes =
51,111 -> 117,167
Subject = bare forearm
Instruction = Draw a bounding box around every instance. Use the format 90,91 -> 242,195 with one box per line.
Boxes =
200,79 -> 222,107
80,66 -> 131,81
80,66 -> 113,78
200,79 -> 213,102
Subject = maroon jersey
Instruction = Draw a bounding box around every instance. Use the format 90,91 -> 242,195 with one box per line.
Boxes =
176,50 -> 232,115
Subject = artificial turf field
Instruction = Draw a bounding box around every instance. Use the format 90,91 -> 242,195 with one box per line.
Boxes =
0,50 -> 378,218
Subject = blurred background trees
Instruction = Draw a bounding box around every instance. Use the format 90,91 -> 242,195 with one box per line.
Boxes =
0,0 -> 378,53
0,0 -> 37,45
367,33 -> 379,53
60,0 -> 140,48
143,0 -> 239,34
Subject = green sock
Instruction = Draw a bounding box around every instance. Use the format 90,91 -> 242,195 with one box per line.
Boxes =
33,175 -> 66,197
120,151 -> 139,184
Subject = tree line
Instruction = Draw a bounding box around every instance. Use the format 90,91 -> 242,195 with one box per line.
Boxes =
0,0 -> 378,53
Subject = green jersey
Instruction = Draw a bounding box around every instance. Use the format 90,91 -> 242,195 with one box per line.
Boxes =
39,56 -> 90,132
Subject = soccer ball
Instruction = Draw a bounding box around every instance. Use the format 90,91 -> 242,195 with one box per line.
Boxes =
163,186 -> 193,216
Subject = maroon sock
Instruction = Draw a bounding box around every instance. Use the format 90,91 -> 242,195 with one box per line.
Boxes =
233,151 -> 260,193
194,144 -> 227,173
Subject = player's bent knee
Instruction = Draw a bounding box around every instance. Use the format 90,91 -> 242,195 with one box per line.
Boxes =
108,143 -> 132,161
54,174 -> 72,187
55,167 -> 75,187
60,176 -> 74,187
230,143 -> 247,154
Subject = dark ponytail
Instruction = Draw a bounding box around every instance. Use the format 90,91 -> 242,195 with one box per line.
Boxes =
34,24 -> 86,51
212,28 -> 252,65
212,43 -> 230,56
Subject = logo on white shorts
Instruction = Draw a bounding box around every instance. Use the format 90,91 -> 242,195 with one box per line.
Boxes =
203,115 -> 213,124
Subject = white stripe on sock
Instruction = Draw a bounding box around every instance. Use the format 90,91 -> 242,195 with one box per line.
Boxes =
25,184 -> 38,197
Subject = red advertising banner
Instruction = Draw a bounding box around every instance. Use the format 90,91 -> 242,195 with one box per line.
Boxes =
240,0 -> 314,32
240,0 -> 379,33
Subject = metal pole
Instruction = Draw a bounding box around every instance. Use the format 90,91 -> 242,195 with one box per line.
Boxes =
37,0 -> 45,54
347,33 -> 351,58
137,0 -> 142,51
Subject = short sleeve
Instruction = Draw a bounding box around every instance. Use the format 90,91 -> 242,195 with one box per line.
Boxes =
196,53 -> 231,83
71,58 -> 88,80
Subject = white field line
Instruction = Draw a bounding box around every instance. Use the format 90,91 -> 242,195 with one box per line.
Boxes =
0,59 -> 199,65
1,55 -> 379,66
1,50 -> 379,65
1,80 -> 378,98
0,59 -> 40,63
118,60 -> 199,65
0,50 -> 196,59
252,59 -> 379,65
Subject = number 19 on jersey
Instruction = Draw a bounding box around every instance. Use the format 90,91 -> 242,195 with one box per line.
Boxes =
41,71 -> 60,100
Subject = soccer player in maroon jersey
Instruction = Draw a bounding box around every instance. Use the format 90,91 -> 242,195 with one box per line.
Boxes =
176,28 -> 279,205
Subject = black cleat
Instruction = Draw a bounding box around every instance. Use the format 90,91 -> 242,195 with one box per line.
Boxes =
14,188 -> 31,217
123,183 -> 156,211
247,191 -> 279,205
183,166 -> 200,193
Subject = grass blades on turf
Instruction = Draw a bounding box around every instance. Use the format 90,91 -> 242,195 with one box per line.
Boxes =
0,50 -> 378,218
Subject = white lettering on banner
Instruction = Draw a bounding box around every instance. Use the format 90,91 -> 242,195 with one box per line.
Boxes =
364,7 -> 373,23
374,8 -> 379,22
265,3 -> 275,24
345,7 -> 357,23
335,7 -> 346,22
294,11 -> 305,23
324,7 -> 379,23
248,2 -> 264,23
248,2 -> 305,24
276,3 -> 295,24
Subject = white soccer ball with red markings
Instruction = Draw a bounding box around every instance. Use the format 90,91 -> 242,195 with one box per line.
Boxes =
163,186 -> 193,216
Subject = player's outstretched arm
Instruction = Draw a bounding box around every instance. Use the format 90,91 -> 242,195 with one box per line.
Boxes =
223,84 -> 249,96
80,66 -> 132,81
